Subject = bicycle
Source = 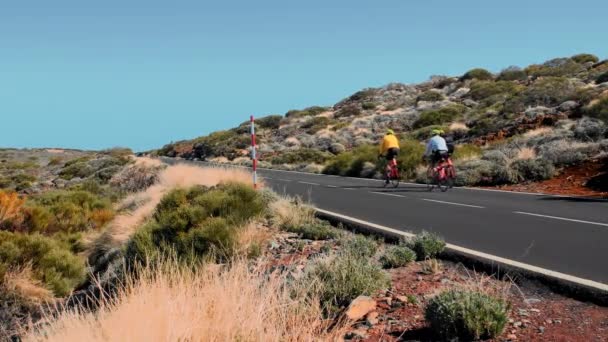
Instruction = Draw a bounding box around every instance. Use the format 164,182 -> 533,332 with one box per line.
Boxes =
426,155 -> 456,192
379,156 -> 400,188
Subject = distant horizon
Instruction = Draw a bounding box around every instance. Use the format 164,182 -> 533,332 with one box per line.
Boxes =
1,1 -> 607,151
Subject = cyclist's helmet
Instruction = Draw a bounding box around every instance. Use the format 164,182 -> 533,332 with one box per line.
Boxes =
386,129 -> 395,135
431,129 -> 441,136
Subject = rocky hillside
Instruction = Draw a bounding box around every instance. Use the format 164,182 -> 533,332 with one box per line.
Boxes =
154,54 -> 608,190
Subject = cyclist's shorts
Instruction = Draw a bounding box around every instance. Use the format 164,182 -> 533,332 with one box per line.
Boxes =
386,148 -> 400,161
431,150 -> 448,163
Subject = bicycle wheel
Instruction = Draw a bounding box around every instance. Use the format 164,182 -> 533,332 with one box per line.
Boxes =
438,177 -> 450,192
391,176 -> 400,188
382,171 -> 390,188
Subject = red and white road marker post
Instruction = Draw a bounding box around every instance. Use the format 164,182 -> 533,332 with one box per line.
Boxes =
250,115 -> 258,189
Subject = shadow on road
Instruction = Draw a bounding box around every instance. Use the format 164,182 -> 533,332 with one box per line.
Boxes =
538,196 -> 608,203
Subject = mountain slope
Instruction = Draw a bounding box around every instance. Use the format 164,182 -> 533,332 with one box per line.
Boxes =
153,54 -> 608,191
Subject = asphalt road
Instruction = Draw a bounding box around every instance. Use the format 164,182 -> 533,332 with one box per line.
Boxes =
164,158 -> 608,285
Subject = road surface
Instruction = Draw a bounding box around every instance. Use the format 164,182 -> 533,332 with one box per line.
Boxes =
166,159 -> 608,285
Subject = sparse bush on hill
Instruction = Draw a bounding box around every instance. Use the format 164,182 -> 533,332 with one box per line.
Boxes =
301,116 -> 333,134
425,289 -> 510,341
597,71 -> 608,84
334,104 -> 362,118
573,117 -> 606,141
285,106 -> 329,118
469,80 -> 522,102
417,90 -> 445,103
397,139 -> 425,178
525,58 -> 586,78
323,145 -> 377,177
255,115 -> 283,129
109,163 -> 164,193
285,220 -> 338,241
571,53 -> 600,64
511,158 -> 555,182
497,66 -> 528,81
522,76 -> 575,107
341,234 -> 379,258
0,231 -> 86,297
413,105 -> 466,129
461,68 -> 493,81
362,102 -> 378,110
584,97 -> 608,123
270,149 -> 333,165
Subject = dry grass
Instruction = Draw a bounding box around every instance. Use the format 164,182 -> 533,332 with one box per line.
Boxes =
523,127 -> 552,138
421,259 -> 443,275
268,197 -> 315,229
3,267 -> 53,303
86,164 -> 255,255
0,190 -> 25,225
25,260 -> 345,342
515,147 -> 537,160
449,122 -> 469,132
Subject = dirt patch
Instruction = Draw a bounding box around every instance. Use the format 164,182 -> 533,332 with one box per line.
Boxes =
483,157 -> 608,199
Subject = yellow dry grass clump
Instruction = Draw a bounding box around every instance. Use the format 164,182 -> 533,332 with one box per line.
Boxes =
25,260 -> 344,342
0,190 -> 25,225
3,267 -> 53,303
515,147 -> 536,160
523,127 -> 552,138
449,122 -> 469,132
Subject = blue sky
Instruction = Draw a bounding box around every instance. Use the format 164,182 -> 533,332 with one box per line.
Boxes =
1,1 -> 606,151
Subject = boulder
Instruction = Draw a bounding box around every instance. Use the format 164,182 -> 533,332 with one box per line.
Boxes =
524,106 -> 555,119
345,296 -> 377,320
330,143 -> 346,154
451,87 -> 470,99
463,99 -> 479,107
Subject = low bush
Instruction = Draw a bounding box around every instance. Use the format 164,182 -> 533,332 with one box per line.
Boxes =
109,163 -> 163,192
469,80 -> 522,102
584,97 -> 608,123
362,102 -> 378,110
323,145 -> 378,177
409,231 -> 446,260
573,117 -> 606,141
26,190 -> 114,234
597,71 -> 608,84
285,106 -> 329,118
461,68 -> 493,81
380,244 -> 416,268
511,159 -> 555,182
0,231 -> 86,297
413,105 -> 466,129
411,125 -> 449,141
301,116 -> 333,134
285,220 -> 337,240
303,249 -> 390,312
454,159 -> 495,186
271,149 -> 333,165
497,66 -> 527,81
255,115 -> 283,129
522,77 -> 575,107
539,140 -> 599,166
334,104 -> 362,118
397,139 -> 425,178
571,53 -> 599,64
525,58 -> 586,78
452,144 -> 482,160
341,234 -> 379,258
417,90 -> 445,102
126,183 -> 266,265
425,289 -> 510,340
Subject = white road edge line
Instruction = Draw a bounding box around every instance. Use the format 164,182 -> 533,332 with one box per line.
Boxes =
277,179 -> 292,182
370,192 -> 406,198
514,211 -> 608,227
314,208 -> 608,292
422,198 -> 485,209
343,188 -> 355,190
298,181 -> 320,186
326,185 -> 338,188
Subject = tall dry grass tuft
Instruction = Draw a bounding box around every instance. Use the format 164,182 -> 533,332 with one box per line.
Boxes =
3,266 -> 53,303
268,197 -> 315,229
25,260 -> 346,342
515,147 -> 536,160
0,190 -> 25,226
523,127 -> 552,138
87,164 -> 255,253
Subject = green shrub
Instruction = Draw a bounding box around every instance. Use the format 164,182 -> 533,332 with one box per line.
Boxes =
413,105 -> 466,129
270,149 -> 333,165
255,115 -> 283,129
525,58 -> 586,78
597,71 -> 608,84
380,244 -> 416,268
126,183 -> 265,265
511,159 -> 555,182
362,102 -> 378,110
334,104 -> 362,118
285,106 -> 329,118
571,53 -> 599,64
452,144 -> 482,160
425,289 -> 510,340
285,220 -> 337,240
469,80 -> 522,101
523,77 -> 575,107
461,68 -> 493,81
47,156 -> 64,166
303,250 -> 390,311
585,97 -> 608,123
411,125 -> 449,140
323,145 -> 378,177
26,190 -> 114,234
341,234 -> 379,258
409,231 -> 446,261
497,66 -> 528,81
0,231 -> 86,297
396,139 -> 425,178
417,90 -> 445,102
301,116 -> 333,134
